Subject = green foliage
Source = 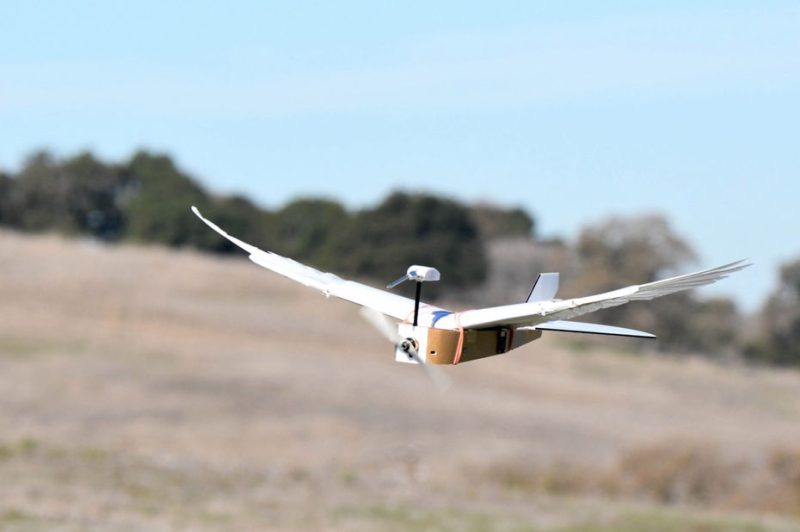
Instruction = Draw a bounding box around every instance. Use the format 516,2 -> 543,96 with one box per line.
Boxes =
62,152 -> 130,239
6,151 -> 129,240
0,172 -> 15,225
337,192 -> 487,289
274,198 -> 349,268
469,203 -> 535,239
0,150 -> 491,299
746,258 -> 800,366
122,151 -> 212,247
4,152 -> 62,231
197,195 -> 276,253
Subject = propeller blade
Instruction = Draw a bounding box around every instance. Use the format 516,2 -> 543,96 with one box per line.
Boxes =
407,349 -> 451,393
359,307 -> 451,393
386,274 -> 409,289
359,307 -> 400,342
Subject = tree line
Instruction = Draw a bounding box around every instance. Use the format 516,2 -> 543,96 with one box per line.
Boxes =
0,150 -> 796,366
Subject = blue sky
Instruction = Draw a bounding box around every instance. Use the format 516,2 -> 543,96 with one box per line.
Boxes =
1,1 -> 798,311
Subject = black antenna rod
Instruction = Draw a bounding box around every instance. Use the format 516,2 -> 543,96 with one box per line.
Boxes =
413,281 -> 422,327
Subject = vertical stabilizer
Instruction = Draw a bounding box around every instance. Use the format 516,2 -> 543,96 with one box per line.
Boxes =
526,273 -> 560,302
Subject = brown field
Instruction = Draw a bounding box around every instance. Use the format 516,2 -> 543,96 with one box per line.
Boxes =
2,229 -> 800,531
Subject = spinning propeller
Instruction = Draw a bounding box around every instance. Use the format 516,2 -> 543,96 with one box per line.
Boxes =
361,276 -> 450,392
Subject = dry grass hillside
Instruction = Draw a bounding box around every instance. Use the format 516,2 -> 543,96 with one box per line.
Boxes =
2,229 -> 800,531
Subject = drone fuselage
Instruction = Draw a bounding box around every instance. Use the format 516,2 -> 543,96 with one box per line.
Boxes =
395,323 -> 542,365
191,207 -> 748,375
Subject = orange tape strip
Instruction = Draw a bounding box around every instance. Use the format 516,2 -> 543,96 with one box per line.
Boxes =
452,312 -> 465,365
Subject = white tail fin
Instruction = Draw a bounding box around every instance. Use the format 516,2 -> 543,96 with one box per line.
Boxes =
526,273 -> 560,302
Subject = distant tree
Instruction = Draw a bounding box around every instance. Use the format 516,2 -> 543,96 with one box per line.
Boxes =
572,214 -> 696,295
8,151 -> 65,232
199,195 -> 276,254
570,214 -> 738,353
60,152 -> 129,239
746,258 -> 800,366
469,203 -> 535,239
645,294 -> 742,355
274,198 -> 350,268
689,297 -> 742,355
0,172 -> 16,225
9,151 -> 128,240
122,151 -> 212,247
337,192 -> 487,294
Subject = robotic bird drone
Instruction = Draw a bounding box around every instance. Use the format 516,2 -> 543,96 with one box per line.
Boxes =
192,206 -> 748,383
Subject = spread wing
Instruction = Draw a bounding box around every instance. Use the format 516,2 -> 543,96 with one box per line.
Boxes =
434,260 -> 750,330
191,206 -> 443,320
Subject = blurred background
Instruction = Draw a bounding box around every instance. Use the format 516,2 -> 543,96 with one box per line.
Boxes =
1,2 -> 799,530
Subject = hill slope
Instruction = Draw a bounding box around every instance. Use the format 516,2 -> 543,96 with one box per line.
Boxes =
1,230 -> 799,531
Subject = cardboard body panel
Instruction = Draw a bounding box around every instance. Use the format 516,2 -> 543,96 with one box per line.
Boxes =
425,327 -> 542,365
